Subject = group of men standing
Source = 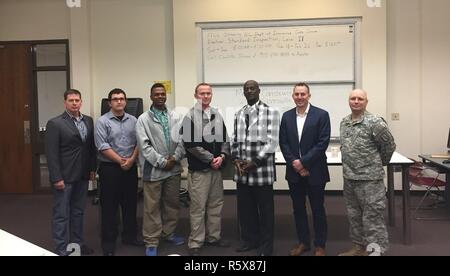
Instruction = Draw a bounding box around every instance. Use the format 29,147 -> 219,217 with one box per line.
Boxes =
45,80 -> 395,256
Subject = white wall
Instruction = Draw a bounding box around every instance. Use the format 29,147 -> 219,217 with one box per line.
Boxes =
421,0 -> 450,154
0,0 -> 69,41
387,0 -> 422,160
387,0 -> 450,159
90,0 -> 175,119
69,1 -> 94,116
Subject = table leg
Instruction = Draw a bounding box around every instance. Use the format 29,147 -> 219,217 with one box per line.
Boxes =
445,172 -> 450,207
402,164 -> 411,245
387,165 -> 395,227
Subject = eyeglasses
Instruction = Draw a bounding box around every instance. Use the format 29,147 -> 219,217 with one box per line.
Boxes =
110,97 -> 126,102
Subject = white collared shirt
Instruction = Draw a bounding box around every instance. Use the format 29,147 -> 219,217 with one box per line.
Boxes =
203,106 -> 211,120
244,101 -> 260,127
296,103 -> 310,156
246,100 -> 260,112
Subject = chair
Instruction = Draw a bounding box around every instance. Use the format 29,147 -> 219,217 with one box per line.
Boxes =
409,159 -> 447,220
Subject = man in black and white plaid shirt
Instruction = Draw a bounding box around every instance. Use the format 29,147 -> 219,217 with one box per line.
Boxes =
232,80 -> 280,256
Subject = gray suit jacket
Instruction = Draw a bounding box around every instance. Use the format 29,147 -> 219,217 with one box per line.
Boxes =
45,112 -> 97,184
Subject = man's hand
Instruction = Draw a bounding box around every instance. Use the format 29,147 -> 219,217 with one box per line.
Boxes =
163,156 -> 176,171
121,158 -> 134,171
299,168 -> 310,177
241,160 -> 257,173
211,156 -> 223,170
233,159 -> 245,176
292,159 -> 310,177
90,171 -> 96,181
54,180 -> 65,190
292,159 -> 304,173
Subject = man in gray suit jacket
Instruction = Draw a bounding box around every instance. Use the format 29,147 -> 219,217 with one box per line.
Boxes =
45,89 -> 97,256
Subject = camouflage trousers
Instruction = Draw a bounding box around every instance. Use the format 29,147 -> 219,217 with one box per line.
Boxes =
343,179 -> 389,253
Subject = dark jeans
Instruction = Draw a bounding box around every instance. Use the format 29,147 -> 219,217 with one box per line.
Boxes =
99,162 -> 138,253
52,180 -> 88,256
288,179 -> 327,248
237,183 -> 274,256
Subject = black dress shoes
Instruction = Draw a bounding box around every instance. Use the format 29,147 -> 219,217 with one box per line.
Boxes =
235,243 -> 258,252
80,245 -> 94,255
103,251 -> 115,256
257,249 -> 273,256
205,239 -> 231,248
189,247 -> 201,256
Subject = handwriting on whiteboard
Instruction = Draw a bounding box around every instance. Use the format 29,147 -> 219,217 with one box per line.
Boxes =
205,28 -> 343,61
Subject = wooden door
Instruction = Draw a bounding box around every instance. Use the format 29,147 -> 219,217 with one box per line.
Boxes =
0,44 -> 33,193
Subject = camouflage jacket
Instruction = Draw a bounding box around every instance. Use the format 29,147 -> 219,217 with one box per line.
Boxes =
340,111 -> 396,180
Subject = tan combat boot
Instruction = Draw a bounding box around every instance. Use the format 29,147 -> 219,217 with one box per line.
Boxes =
338,244 -> 368,256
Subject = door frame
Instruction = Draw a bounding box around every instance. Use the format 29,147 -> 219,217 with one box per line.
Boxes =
0,40 -> 70,193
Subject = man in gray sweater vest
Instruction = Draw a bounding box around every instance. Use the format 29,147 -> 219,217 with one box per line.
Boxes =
180,83 -> 231,256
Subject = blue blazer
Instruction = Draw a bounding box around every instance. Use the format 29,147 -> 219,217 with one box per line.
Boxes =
279,105 -> 331,185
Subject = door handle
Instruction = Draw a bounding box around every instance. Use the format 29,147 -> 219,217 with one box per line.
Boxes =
24,120 -> 31,144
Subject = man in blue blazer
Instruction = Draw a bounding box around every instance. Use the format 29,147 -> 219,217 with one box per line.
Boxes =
279,83 -> 331,256
46,89 -> 97,256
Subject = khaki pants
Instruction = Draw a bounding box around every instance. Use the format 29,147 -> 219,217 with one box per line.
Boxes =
187,169 -> 224,249
142,175 -> 181,247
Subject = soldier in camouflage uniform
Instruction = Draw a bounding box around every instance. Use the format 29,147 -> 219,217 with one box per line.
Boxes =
339,89 -> 396,256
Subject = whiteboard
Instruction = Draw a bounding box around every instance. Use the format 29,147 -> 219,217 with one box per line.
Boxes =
210,83 -> 353,138
201,23 -> 355,84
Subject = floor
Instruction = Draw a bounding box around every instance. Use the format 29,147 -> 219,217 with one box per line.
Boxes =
1,193 -> 450,256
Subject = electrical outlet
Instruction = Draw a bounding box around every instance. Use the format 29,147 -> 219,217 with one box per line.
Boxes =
391,113 -> 400,121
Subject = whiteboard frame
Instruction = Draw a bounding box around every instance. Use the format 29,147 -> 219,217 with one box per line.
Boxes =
196,17 -> 362,87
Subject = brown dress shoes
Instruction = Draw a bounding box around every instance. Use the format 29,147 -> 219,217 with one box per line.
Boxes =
289,244 -> 311,256
314,247 -> 326,256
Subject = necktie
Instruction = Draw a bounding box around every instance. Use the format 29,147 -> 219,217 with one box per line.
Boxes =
245,114 -> 249,131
